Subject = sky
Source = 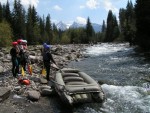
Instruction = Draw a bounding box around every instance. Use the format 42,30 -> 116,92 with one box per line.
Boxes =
1,0 -> 136,25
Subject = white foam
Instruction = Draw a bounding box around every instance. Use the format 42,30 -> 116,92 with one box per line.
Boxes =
85,43 -> 132,56
101,84 -> 150,112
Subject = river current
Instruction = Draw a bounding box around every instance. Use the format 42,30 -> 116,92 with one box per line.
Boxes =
62,43 -> 150,113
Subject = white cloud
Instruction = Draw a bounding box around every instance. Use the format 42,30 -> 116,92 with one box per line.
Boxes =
76,17 -> 86,24
103,0 -> 119,13
0,0 -> 13,5
21,0 -> 39,8
0,0 -> 39,9
86,0 -> 99,9
53,5 -> 62,11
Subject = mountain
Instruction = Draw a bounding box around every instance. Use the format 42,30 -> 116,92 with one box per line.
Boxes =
56,21 -> 102,32
92,23 -> 102,33
56,21 -> 67,31
69,22 -> 85,28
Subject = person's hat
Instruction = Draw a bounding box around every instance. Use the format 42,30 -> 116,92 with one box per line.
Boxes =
17,39 -> 23,44
12,42 -> 18,46
43,43 -> 47,48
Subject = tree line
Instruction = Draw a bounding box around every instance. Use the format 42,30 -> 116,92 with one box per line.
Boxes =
0,0 -> 150,51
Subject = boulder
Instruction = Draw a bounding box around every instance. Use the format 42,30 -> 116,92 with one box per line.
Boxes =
27,90 -> 40,101
41,89 -> 53,96
0,87 -> 11,102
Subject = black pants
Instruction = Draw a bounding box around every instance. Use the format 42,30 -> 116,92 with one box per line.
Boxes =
12,58 -> 19,77
44,61 -> 51,81
20,54 -> 28,71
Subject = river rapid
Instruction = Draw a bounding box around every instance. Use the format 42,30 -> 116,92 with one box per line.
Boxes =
63,43 -> 150,113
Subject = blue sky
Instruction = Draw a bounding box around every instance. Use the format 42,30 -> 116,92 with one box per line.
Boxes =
1,0 -> 136,25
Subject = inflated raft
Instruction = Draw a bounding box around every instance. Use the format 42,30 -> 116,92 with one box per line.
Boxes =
54,68 -> 105,106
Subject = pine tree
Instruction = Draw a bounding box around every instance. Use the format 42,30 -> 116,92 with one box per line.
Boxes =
12,0 -> 26,40
52,23 -> 59,44
26,5 -> 34,44
5,0 -> 11,23
105,10 -> 114,42
119,8 -> 126,34
102,20 -> 106,32
0,2 -> 3,22
105,10 -> 120,42
112,15 -> 120,40
135,0 -> 150,50
39,16 -> 45,40
45,14 -> 53,43
86,17 -> 94,43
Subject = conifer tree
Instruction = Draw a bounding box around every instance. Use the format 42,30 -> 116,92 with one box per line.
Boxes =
135,0 -> 150,50
45,14 -> 53,43
105,10 -> 114,42
102,20 -> 106,32
86,17 -> 94,43
105,10 -> 120,42
12,0 -> 26,40
5,0 -> 11,23
0,3 -> 3,22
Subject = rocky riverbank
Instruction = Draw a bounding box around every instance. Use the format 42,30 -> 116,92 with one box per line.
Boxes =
0,44 -> 88,113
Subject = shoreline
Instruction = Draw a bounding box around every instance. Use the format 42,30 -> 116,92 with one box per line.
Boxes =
0,44 -> 89,113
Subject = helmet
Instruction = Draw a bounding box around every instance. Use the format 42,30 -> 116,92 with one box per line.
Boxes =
17,39 -> 23,44
12,42 -> 18,46
43,43 -> 47,48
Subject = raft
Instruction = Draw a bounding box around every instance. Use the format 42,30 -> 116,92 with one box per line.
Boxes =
53,68 -> 106,106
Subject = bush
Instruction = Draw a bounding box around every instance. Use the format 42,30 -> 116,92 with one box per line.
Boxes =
0,20 -> 13,47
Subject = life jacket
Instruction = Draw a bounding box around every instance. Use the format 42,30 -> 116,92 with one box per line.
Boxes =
43,50 -> 50,61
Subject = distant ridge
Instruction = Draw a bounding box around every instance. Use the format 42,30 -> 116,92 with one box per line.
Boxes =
56,21 -> 102,32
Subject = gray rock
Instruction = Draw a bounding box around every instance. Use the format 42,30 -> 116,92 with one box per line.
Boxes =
27,90 -> 40,101
0,66 -> 4,73
14,86 -> 21,91
39,86 -> 51,91
40,78 -> 48,84
0,87 -> 11,102
29,76 -> 40,82
0,52 -> 4,57
41,89 -> 53,96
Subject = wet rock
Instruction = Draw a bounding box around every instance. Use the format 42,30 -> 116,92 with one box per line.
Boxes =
29,76 -> 40,82
39,86 -> 51,90
0,52 -> 4,57
40,78 -> 48,84
0,87 -> 11,102
41,89 -> 53,96
27,90 -> 40,101
0,66 -> 4,73
14,86 -> 22,91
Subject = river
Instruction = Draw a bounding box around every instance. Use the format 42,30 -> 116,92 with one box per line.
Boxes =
56,43 -> 150,113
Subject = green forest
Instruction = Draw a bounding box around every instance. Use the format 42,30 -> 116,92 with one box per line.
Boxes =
0,0 -> 150,51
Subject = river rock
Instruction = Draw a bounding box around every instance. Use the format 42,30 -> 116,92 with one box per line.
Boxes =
0,66 -> 4,73
0,87 -> 11,102
27,90 -> 40,101
0,52 -> 4,57
40,78 -> 48,84
41,89 -> 53,96
39,86 -> 51,90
